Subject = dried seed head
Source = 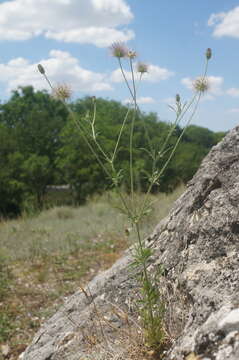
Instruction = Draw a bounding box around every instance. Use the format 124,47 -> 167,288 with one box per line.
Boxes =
176,94 -> 180,103
137,62 -> 148,74
206,48 -> 212,60
37,64 -> 45,75
127,50 -> 137,59
110,42 -> 128,58
52,83 -> 72,101
193,77 -> 210,93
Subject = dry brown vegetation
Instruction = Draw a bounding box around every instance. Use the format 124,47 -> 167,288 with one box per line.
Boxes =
0,186 -> 184,360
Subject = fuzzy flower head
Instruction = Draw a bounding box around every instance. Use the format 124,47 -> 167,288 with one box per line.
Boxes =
193,77 -> 210,93
52,83 -> 72,101
137,62 -> 148,74
110,42 -> 128,58
127,50 -> 137,59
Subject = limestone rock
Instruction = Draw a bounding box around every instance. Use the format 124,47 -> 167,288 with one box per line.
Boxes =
21,126 -> 239,360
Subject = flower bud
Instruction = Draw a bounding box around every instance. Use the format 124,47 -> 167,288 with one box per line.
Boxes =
127,50 -> 137,59
137,62 -> 148,74
37,64 -> 45,75
176,94 -> 180,103
206,48 -> 212,60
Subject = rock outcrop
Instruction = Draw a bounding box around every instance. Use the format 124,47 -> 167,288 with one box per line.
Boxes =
21,127 -> 239,360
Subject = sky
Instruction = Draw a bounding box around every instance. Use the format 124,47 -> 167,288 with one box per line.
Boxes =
0,1 -> 239,131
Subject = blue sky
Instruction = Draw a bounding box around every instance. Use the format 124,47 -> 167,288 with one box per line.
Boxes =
0,0 -> 239,131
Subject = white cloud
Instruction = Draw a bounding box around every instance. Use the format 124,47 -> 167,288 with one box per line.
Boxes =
0,0 -> 134,46
110,64 -> 174,83
0,50 -> 112,94
226,88 -> 239,97
162,97 -> 175,105
181,76 -> 224,99
144,64 -> 174,82
228,108 -> 239,113
110,68 -> 132,83
123,96 -> 156,105
208,6 -> 239,38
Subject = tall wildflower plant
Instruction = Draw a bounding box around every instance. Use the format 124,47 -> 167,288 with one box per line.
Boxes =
38,45 -> 211,355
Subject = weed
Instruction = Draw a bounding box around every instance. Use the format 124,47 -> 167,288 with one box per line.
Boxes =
38,45 -> 211,354
0,250 -> 11,301
0,311 -> 14,343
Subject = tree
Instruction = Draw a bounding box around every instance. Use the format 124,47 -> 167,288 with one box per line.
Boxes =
0,91 -> 225,214
0,124 -> 25,216
21,154 -> 52,208
0,86 -> 68,212
184,125 -> 216,148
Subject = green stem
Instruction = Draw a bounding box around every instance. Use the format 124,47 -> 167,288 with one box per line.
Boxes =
90,100 -> 112,163
43,74 -> 111,179
139,92 -> 202,220
91,100 -> 96,140
135,222 -> 154,329
129,58 -> 137,213
118,58 -> 134,101
138,59 -> 209,219
111,105 -> 131,163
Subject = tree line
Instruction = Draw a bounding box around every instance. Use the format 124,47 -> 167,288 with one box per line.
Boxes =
0,86 -> 225,217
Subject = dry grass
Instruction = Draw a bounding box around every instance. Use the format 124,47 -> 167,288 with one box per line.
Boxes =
0,186 -> 184,360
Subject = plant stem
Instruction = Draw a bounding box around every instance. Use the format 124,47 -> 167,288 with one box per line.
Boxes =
139,92 -> 202,220
43,74 -> 111,179
118,58 -> 134,101
135,221 -> 154,331
111,106 -> 131,163
129,58 -> 137,213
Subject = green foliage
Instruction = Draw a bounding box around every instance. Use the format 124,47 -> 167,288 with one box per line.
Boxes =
57,97 -> 222,202
0,88 -> 225,216
22,154 -> 51,208
0,124 -> 25,215
0,86 -> 67,159
139,266 -> 165,352
184,124 -> 216,148
0,86 -> 68,215
56,116 -> 107,203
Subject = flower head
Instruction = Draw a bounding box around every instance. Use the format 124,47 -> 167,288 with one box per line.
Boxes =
127,50 -> 137,59
137,62 -> 148,74
110,42 -> 128,58
52,83 -> 72,101
193,77 -> 209,93
206,48 -> 212,60
37,64 -> 45,75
